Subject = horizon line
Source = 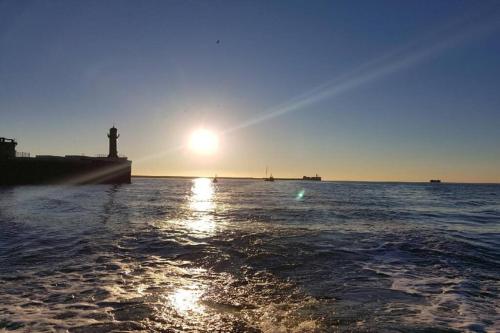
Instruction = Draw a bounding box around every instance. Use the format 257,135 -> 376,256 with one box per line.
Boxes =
131,175 -> 500,185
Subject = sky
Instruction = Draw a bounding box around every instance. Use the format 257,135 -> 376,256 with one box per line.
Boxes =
1,0 -> 499,182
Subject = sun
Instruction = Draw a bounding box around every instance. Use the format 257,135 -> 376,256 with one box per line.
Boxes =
189,129 -> 219,155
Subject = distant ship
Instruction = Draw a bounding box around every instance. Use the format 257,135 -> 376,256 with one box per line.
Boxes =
430,179 -> 441,183
213,174 -> 218,183
0,126 -> 131,185
303,174 -> 322,181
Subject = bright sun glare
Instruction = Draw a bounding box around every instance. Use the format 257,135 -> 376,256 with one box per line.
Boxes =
189,129 -> 219,155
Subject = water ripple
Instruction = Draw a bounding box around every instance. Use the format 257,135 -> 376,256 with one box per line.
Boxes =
0,179 -> 499,332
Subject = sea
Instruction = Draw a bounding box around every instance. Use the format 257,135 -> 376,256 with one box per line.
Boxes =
0,178 -> 498,333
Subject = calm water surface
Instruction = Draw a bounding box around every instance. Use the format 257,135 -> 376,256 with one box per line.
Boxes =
0,178 -> 499,332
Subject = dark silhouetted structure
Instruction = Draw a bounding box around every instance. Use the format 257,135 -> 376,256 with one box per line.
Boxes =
303,174 -> 322,181
108,126 -> 119,158
430,179 -> 441,183
0,137 -> 17,159
0,127 -> 131,185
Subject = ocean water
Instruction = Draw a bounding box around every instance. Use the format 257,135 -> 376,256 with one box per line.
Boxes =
0,178 -> 499,333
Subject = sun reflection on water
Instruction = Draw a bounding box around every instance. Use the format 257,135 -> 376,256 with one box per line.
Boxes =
187,178 -> 216,234
169,285 -> 205,313
189,178 -> 214,211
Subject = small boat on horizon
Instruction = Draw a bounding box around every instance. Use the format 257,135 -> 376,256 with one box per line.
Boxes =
264,166 -> 275,181
264,174 -> 275,182
430,179 -> 441,183
213,174 -> 218,183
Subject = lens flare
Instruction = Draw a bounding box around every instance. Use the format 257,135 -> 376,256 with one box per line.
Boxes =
296,189 -> 306,200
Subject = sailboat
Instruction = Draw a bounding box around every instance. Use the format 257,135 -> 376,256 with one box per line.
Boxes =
264,166 -> 275,182
213,174 -> 218,183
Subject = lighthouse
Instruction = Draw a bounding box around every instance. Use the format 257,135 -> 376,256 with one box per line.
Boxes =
107,126 -> 119,158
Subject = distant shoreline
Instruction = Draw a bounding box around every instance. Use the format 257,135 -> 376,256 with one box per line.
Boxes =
132,175 -> 499,185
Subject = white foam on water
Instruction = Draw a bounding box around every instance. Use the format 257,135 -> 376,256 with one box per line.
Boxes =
386,268 -> 497,332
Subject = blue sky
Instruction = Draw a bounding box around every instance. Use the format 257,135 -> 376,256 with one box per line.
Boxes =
1,0 -> 499,181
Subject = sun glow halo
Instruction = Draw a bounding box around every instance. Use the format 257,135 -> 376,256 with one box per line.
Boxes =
189,129 -> 219,155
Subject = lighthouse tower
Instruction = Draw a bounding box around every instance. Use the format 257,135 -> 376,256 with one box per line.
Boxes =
107,126 -> 119,158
